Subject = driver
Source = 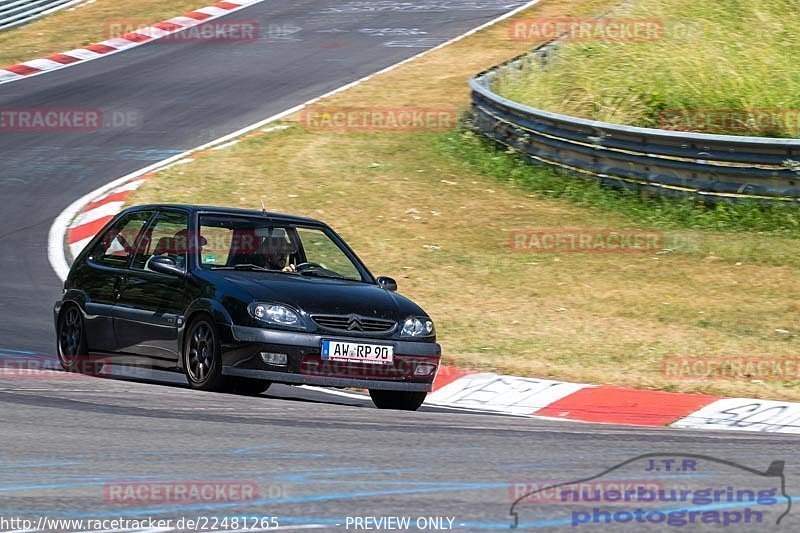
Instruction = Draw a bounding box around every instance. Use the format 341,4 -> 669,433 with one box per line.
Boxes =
262,231 -> 296,272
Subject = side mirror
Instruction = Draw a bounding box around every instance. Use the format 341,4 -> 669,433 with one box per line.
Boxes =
377,276 -> 398,292
149,255 -> 185,277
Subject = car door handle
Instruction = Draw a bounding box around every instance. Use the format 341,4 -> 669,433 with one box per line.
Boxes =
113,275 -> 127,300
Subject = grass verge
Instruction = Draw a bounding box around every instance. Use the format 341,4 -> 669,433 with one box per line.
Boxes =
0,0 -> 204,67
450,129 -> 800,238
127,0 -> 800,400
494,0 -> 800,137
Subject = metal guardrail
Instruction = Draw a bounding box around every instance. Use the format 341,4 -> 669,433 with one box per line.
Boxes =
0,0 -> 82,31
469,47 -> 800,203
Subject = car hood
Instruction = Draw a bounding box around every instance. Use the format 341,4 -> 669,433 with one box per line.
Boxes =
214,271 -> 425,319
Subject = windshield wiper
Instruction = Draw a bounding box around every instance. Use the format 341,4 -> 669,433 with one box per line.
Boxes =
298,269 -> 345,280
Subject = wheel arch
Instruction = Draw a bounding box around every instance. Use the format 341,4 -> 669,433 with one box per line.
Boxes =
59,290 -> 90,314
178,298 -> 234,370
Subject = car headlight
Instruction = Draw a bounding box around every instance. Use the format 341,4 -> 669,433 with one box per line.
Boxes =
401,316 -> 435,337
248,303 -> 305,329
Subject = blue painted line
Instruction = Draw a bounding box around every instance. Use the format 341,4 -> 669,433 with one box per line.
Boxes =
0,348 -> 37,354
230,443 -> 282,455
278,467 -> 421,483
0,461 -> 84,470
38,443 -> 335,462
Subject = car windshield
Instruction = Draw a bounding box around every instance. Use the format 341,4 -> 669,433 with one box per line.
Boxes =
197,215 -> 366,282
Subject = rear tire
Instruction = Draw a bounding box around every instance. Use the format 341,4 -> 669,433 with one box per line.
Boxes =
369,389 -> 427,411
57,305 -> 102,375
231,378 -> 271,396
183,316 -> 230,392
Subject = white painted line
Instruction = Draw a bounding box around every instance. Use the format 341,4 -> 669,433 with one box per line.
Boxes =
82,180 -> 147,203
194,6 -> 229,16
62,48 -> 102,60
426,373 -> 591,416
70,201 -> 126,228
165,16 -> 202,27
283,385 -> 550,417
109,179 -> 148,194
298,385 -> 369,400
423,402 -> 537,417
0,69 -> 22,82
48,0 -> 544,281
20,58 -> 64,71
671,398 -> 800,434
69,236 -> 94,259
0,0 -> 271,87
49,103 -> 301,279
99,37 -> 138,49
136,26 -> 169,39
211,140 -> 240,150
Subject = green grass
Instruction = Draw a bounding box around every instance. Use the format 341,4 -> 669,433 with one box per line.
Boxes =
125,0 -> 800,400
445,127 -> 800,238
494,0 -> 800,137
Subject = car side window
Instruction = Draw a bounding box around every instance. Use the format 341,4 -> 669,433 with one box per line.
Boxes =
88,211 -> 153,268
131,210 -> 190,271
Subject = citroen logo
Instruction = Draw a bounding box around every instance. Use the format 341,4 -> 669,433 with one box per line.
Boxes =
346,315 -> 363,331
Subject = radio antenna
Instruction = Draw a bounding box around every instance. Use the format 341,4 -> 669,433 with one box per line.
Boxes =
260,197 -> 267,216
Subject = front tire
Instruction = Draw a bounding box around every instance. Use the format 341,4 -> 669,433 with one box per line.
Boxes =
183,316 -> 230,392
369,389 -> 427,411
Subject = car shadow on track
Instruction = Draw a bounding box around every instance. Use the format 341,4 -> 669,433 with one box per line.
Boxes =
0,352 -> 508,417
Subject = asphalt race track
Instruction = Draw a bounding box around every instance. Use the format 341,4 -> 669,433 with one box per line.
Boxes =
0,0 -> 798,530
0,366 -> 798,530
0,0 -> 532,350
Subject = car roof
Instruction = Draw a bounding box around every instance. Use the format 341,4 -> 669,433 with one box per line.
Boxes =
124,204 -> 326,226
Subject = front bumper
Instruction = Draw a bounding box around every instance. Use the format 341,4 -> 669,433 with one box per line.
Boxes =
221,325 -> 441,392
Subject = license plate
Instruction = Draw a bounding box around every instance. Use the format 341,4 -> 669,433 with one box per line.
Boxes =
321,340 -> 393,364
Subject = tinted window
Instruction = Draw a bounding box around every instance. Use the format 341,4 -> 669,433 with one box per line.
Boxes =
89,211 -> 152,268
197,215 -> 366,281
131,210 -> 190,271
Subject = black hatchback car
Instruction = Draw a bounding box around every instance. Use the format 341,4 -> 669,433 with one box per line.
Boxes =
54,204 -> 441,410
